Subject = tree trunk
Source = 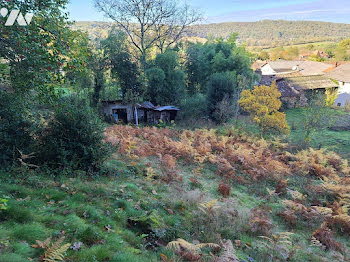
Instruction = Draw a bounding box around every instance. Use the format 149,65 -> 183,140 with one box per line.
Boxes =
92,75 -> 103,107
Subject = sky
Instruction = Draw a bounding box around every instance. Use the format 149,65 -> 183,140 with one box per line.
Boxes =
67,0 -> 350,23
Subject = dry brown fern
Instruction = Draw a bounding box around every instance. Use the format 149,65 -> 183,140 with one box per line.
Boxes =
34,237 -> 71,262
166,238 -> 220,261
166,238 -> 219,252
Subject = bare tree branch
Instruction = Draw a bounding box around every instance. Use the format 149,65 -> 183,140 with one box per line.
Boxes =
94,0 -> 202,68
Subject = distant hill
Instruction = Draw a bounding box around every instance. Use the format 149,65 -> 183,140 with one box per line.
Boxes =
73,20 -> 350,48
189,20 -> 350,47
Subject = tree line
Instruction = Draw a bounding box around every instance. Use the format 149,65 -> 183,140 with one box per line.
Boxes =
74,20 -> 350,48
0,0 -> 264,170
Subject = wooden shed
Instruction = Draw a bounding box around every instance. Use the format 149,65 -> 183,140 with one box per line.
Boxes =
102,100 -> 134,124
147,106 -> 180,124
102,100 -> 180,124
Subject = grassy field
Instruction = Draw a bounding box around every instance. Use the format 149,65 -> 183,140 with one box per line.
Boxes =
1,125 -> 349,261
260,41 -> 334,51
229,108 -> 350,160
286,108 -> 350,160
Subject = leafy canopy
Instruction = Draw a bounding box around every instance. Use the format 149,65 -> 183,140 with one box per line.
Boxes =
0,0 -> 88,100
239,82 -> 289,135
146,50 -> 185,105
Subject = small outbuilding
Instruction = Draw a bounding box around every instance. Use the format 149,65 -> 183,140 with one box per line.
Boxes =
102,100 -> 133,124
102,100 -> 180,124
148,106 -> 180,124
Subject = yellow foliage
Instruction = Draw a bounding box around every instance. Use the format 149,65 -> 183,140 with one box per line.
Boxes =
145,167 -> 156,181
239,82 -> 289,135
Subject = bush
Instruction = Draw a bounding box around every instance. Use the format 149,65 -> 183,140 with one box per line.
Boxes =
179,94 -> 207,120
239,82 -> 290,135
146,51 -> 186,105
218,183 -> 231,198
206,72 -> 237,123
0,92 -> 35,167
38,97 -> 110,172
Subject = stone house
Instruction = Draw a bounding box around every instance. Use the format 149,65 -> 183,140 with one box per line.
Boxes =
327,63 -> 350,107
255,60 -> 338,108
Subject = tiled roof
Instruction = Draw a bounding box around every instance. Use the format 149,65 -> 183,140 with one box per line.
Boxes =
298,61 -> 333,76
327,63 -> 350,82
283,75 -> 338,90
265,60 -> 333,76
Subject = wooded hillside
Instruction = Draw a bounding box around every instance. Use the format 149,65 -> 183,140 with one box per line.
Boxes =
74,20 -> 350,47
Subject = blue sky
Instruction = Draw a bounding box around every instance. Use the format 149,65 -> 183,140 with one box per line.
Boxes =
67,0 -> 350,23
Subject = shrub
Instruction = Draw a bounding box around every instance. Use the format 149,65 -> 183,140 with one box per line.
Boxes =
249,207 -> 274,236
213,95 -> 235,124
178,93 -> 207,121
218,183 -> 231,198
207,72 -> 237,123
312,222 -> 344,253
239,82 -> 290,135
38,97 -> 110,172
0,92 -> 35,167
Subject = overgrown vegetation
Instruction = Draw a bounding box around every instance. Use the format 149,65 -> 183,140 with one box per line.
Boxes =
37,97 -> 110,172
1,126 -> 350,261
239,82 -> 289,135
1,0 -> 350,261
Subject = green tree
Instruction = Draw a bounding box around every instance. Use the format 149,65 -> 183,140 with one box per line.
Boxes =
206,72 -> 237,122
0,0 -> 87,99
338,39 -> 350,49
102,29 -> 142,102
185,42 -> 214,94
88,48 -> 109,107
306,44 -> 315,50
302,93 -> 329,145
286,47 -> 299,60
335,39 -> 350,61
185,33 -> 255,95
146,51 -> 185,105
